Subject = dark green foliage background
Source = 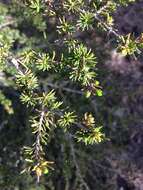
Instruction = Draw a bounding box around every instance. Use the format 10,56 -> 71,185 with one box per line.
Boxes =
0,0 -> 143,189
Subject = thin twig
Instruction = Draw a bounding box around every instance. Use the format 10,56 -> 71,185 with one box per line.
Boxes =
94,13 -> 120,38
0,21 -> 15,30
96,2 -> 110,15
11,58 -> 24,75
35,110 -> 45,160
46,82 -> 83,95
35,109 -> 45,183
68,133 -> 90,190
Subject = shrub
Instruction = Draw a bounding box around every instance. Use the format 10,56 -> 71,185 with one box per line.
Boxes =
0,0 -> 142,189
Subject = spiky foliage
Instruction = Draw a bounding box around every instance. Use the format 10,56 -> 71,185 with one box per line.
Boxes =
0,0 -> 142,188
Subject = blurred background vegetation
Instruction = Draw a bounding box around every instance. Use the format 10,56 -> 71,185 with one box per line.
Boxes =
0,0 -> 143,190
